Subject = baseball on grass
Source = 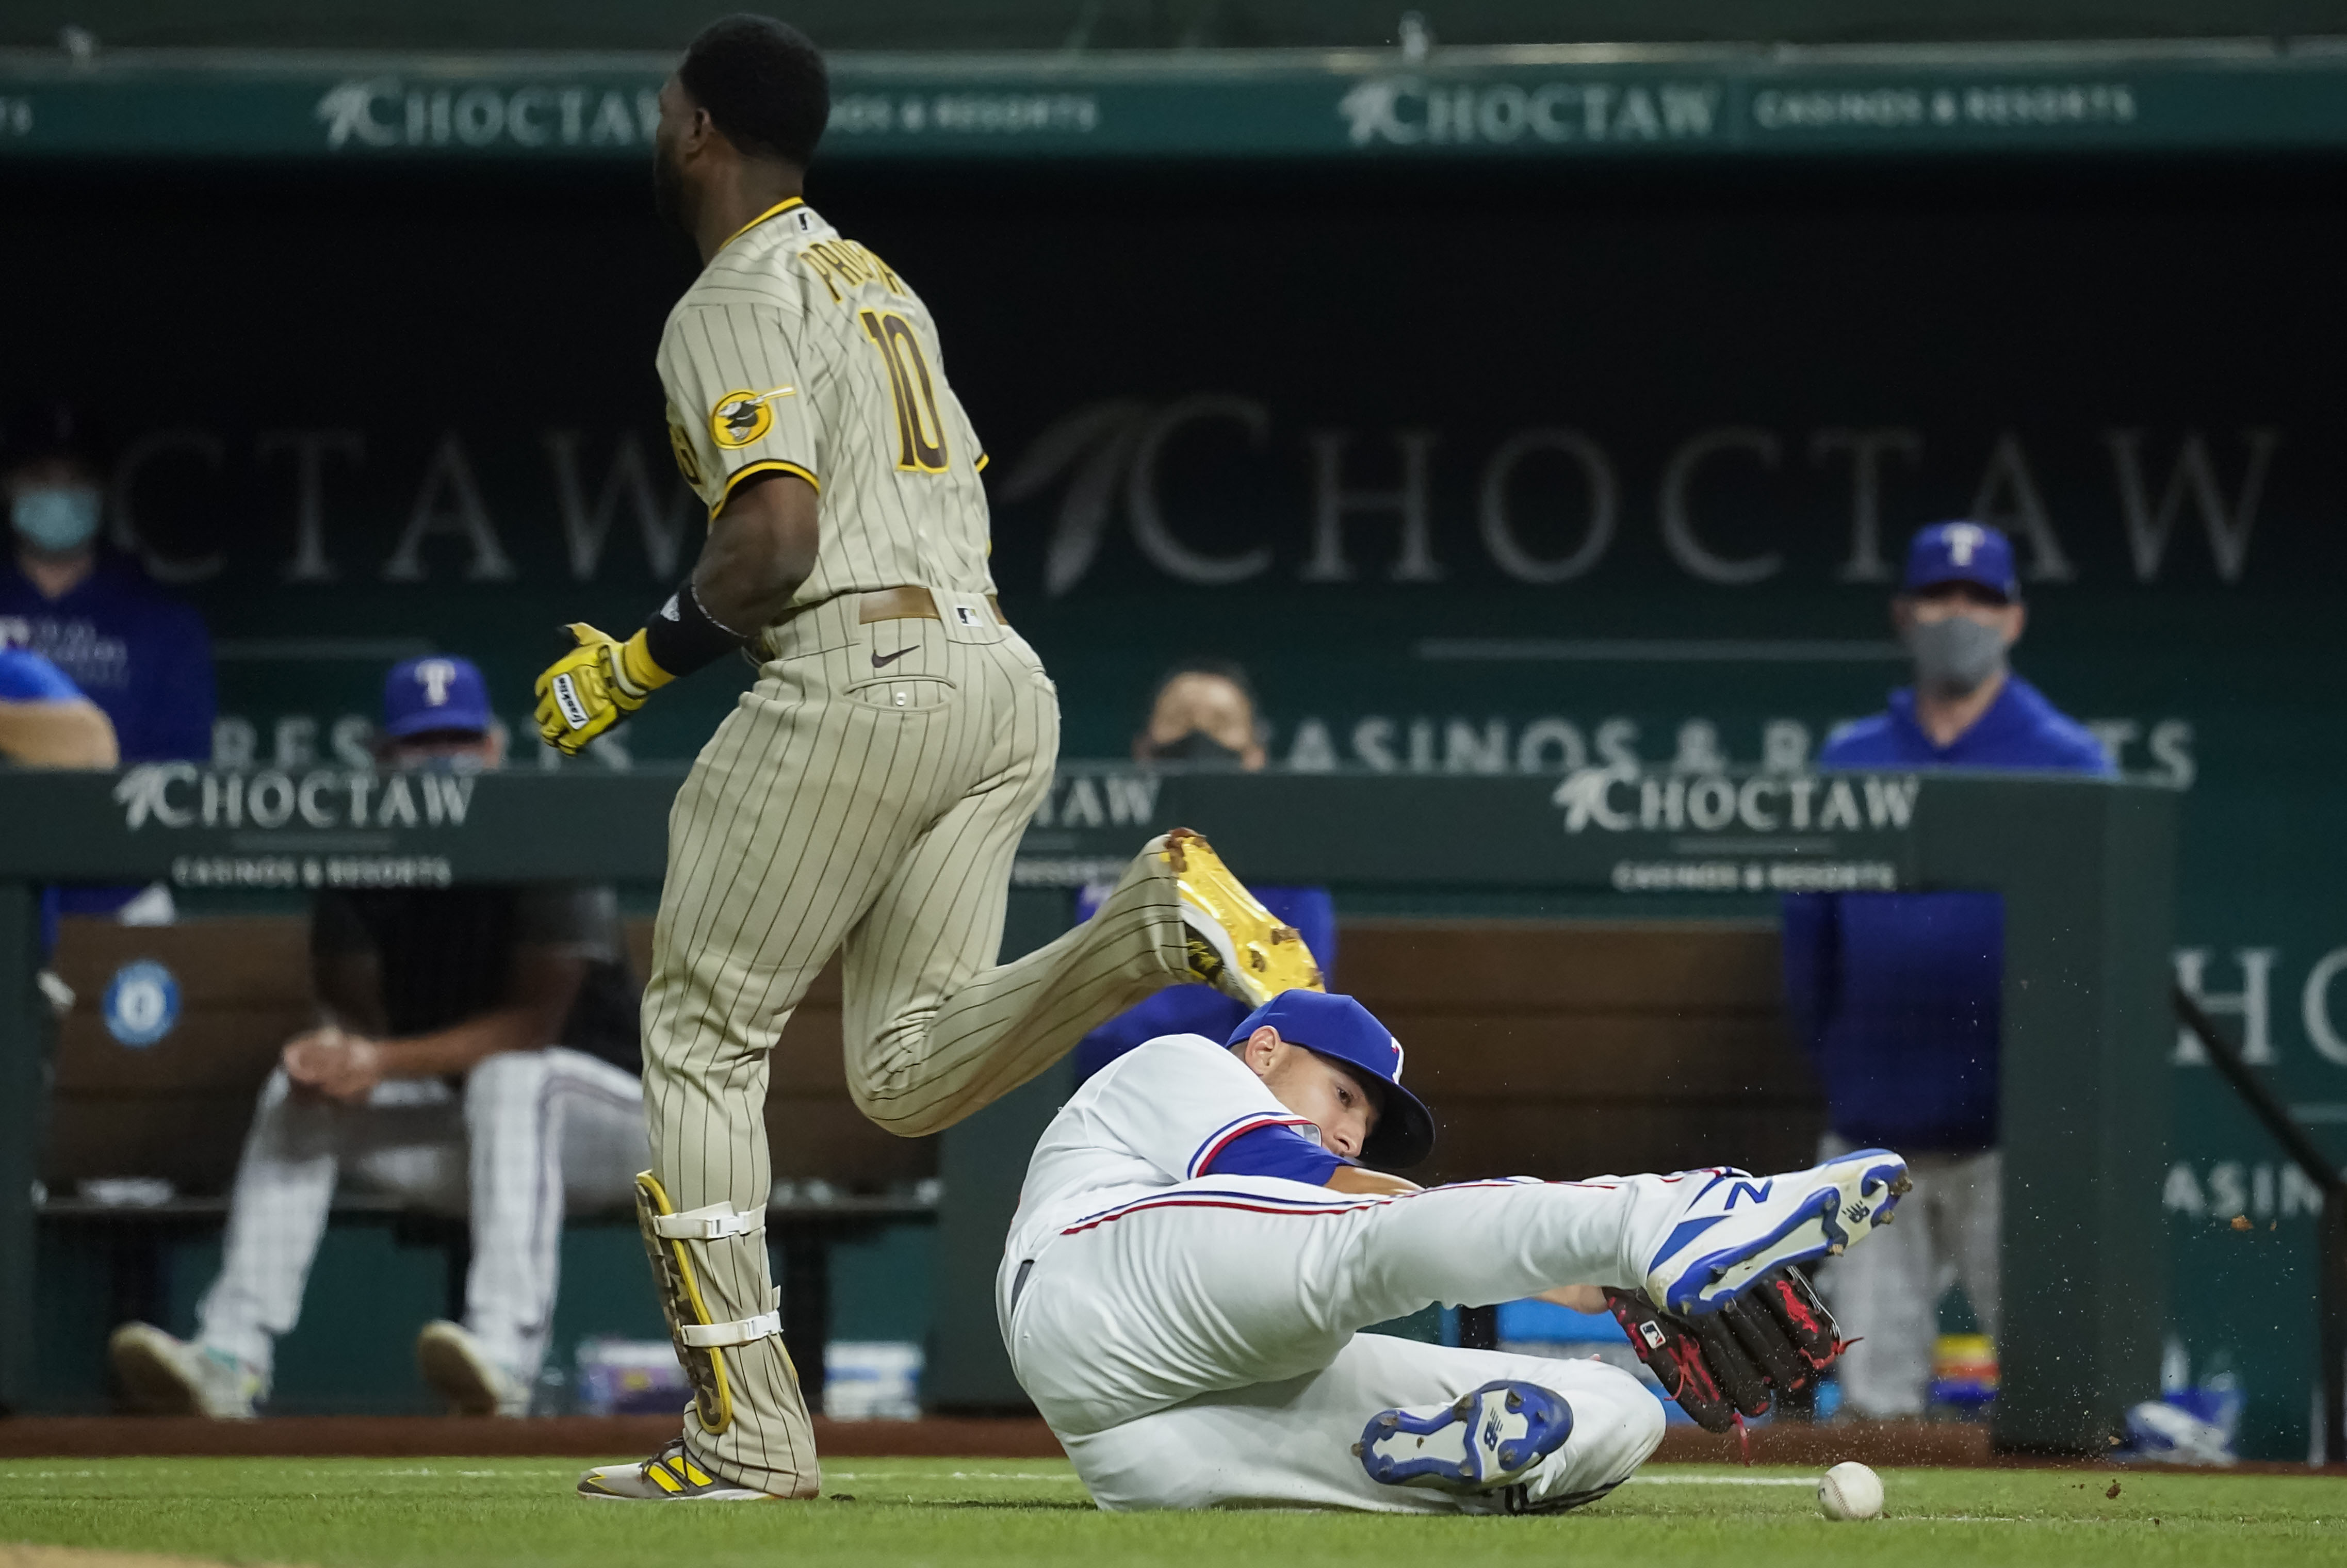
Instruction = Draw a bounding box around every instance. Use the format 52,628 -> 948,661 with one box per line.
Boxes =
1818,1461 -> 1884,1521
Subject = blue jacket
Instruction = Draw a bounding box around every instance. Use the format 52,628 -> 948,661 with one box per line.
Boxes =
2,558 -> 215,917
1783,674 -> 2113,1151
0,648 -> 89,954
0,557 -> 215,766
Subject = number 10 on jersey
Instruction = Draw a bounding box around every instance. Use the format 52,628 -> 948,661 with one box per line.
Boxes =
858,309 -> 950,473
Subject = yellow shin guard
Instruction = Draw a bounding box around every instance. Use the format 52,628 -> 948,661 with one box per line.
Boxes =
633,1172 -> 786,1434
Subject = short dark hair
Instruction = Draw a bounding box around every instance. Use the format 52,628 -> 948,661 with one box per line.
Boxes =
678,14 -> 829,167
1151,658 -> 1258,713
3,401 -> 103,475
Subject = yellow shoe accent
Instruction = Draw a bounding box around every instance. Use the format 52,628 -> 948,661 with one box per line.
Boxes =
577,1438 -> 783,1502
1161,827 -> 1325,1007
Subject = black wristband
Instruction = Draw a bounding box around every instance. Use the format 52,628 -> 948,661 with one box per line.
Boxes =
641,581 -> 749,678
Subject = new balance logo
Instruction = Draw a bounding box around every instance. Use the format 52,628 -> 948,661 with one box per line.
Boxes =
1724,1180 -> 1773,1210
1844,1201 -> 1872,1225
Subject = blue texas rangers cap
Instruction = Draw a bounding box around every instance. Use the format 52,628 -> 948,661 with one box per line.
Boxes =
1229,989 -> 1435,1169
382,655 -> 494,739
1903,520 -> 2018,601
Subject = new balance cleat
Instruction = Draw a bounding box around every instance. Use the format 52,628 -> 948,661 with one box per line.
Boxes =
417,1320 -> 531,1417
108,1324 -> 263,1419
1162,827 -> 1325,1006
1355,1380 -> 1575,1492
577,1437 -> 784,1501
1643,1150 -> 1911,1316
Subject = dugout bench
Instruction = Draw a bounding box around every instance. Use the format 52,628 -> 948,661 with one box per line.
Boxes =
0,764 -> 2176,1452
34,916 -> 927,1414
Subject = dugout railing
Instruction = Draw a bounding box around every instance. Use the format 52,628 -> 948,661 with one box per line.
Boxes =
0,764 -> 2175,1453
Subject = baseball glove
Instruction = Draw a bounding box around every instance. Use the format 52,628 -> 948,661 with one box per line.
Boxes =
1604,1267 -> 1845,1433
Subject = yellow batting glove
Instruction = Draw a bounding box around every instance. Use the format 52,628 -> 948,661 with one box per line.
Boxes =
533,623 -> 675,756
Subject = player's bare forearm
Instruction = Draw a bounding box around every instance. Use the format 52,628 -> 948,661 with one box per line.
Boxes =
1535,1284 -> 1608,1313
368,1005 -> 552,1080
309,951 -> 388,1038
369,945 -> 588,1078
1325,1166 -> 1422,1197
695,470 -> 820,635
295,947 -> 584,1090
0,699 -> 118,767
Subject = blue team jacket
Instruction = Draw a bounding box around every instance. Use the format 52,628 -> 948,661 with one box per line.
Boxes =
1782,674 -> 2113,1152
0,557 -> 215,766
2,558 -> 216,916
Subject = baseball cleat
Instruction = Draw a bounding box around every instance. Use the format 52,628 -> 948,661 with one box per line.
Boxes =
1162,827 -> 1324,1006
108,1324 -> 262,1419
577,1437 -> 784,1501
417,1320 -> 531,1417
1355,1380 -> 1575,1492
1644,1150 -> 1911,1316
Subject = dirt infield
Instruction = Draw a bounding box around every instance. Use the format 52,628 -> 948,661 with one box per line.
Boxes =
0,1415 -> 2334,1476
0,1416 -> 1063,1460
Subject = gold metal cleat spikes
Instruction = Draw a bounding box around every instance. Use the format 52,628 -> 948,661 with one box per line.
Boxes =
1162,827 -> 1326,1007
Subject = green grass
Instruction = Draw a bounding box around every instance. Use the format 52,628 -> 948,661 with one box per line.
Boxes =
1,1457 -> 2343,1567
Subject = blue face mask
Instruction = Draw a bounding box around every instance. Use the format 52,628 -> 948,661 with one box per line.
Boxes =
11,486 -> 102,553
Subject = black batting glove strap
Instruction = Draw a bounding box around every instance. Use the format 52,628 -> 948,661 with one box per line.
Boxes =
1604,1267 -> 1846,1435
641,580 -> 751,680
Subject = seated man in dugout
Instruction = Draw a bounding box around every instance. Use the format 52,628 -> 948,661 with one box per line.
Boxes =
110,656 -> 648,1418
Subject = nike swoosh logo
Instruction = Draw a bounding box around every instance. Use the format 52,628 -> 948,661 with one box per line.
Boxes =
871,647 -> 915,668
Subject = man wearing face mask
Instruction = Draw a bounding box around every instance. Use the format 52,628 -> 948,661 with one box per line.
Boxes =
1780,520 -> 2112,1420
1075,661 -> 1334,1082
109,656 -> 649,1420
1,401 -> 216,918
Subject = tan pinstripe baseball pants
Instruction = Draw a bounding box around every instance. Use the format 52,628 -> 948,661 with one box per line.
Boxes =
640,590 -> 1189,1494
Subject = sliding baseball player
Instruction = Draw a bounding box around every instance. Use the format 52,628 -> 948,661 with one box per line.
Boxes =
995,990 -> 1908,1512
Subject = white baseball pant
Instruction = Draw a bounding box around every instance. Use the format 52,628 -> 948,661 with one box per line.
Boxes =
1815,1134 -> 2001,1417
1004,1173 -> 1685,1512
194,1047 -> 646,1382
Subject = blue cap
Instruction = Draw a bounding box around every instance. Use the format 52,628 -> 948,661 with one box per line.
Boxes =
1903,521 -> 2017,600
382,655 -> 494,739
1228,990 -> 1435,1169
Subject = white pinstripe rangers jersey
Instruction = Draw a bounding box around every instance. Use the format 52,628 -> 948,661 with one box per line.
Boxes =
1004,1034 -> 1335,1266
656,196 -> 995,611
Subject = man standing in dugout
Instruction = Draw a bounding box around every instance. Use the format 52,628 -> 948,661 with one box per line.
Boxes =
537,17 -> 1321,1501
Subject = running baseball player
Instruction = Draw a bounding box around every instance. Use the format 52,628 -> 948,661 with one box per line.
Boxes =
544,19 -> 1317,1500
110,657 -> 649,1419
986,990 -> 1908,1513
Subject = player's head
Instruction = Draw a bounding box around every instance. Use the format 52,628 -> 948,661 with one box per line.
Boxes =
1229,991 -> 1435,1169
379,655 -> 503,771
1893,521 -> 2026,697
1134,658 -> 1265,770
656,15 -> 829,231
4,401 -> 105,561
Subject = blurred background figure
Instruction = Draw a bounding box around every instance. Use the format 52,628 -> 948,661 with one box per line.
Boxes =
1075,660 -> 1331,1082
107,655 -> 647,1419
1782,521 -> 2113,1419
1130,658 -> 1268,770
1,401 -> 215,920
0,644 -> 116,1007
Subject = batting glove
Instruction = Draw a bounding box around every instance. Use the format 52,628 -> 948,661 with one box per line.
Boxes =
534,622 -> 673,756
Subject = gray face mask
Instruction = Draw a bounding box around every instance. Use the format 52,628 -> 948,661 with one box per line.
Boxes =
1906,614 -> 2008,695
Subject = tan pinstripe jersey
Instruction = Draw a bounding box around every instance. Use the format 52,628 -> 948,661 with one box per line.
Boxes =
657,197 -> 995,611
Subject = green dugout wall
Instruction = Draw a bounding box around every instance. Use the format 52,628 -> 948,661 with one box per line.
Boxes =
1,35 -> 2341,1453
0,767 -> 2176,1452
